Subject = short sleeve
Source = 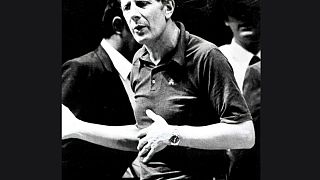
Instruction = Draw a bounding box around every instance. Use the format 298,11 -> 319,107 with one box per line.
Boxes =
204,48 -> 252,124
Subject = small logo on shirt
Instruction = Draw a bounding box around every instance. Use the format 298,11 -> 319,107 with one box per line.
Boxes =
168,79 -> 175,86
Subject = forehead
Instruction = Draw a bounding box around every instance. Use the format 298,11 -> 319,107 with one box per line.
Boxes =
120,0 -> 161,5
119,0 -> 128,5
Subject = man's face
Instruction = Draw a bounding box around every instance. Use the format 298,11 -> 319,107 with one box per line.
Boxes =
120,0 -> 168,45
226,15 -> 260,47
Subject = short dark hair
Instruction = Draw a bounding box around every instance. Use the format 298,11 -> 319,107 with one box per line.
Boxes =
101,0 -> 126,38
222,0 -> 260,23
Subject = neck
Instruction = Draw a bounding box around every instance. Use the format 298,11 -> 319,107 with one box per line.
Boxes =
105,36 -> 121,52
246,43 -> 261,55
105,35 -> 133,61
235,39 -> 261,55
145,20 -> 180,65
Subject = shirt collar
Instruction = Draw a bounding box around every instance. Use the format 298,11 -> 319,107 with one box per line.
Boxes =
170,22 -> 187,66
136,22 -> 188,67
101,39 -> 132,80
230,38 -> 256,62
256,50 -> 261,59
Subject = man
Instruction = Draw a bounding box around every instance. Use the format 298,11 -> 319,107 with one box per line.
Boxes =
62,0 -> 255,179
62,0 -> 140,179
122,0 -> 254,179
219,0 -> 261,179
219,0 -> 261,91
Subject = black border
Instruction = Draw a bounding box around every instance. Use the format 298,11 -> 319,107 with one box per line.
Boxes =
262,0 -> 318,179
1,0 -> 61,179
1,0 -> 318,179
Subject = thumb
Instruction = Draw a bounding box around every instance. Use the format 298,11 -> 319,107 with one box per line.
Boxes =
146,109 -> 166,124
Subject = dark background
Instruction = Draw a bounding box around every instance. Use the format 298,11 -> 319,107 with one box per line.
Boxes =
1,0 -> 319,180
62,0 -> 106,62
62,0 -> 232,63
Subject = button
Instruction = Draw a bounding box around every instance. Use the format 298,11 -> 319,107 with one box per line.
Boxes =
151,79 -> 156,84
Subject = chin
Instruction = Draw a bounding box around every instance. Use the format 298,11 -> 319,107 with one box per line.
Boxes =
134,36 -> 149,45
240,34 -> 259,43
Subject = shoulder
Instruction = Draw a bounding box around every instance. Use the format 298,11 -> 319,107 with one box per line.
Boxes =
62,51 -> 106,82
244,62 -> 261,84
247,61 -> 261,75
187,33 -> 218,55
62,49 -> 106,72
251,61 -> 261,71
186,33 -> 229,67
64,50 -> 101,67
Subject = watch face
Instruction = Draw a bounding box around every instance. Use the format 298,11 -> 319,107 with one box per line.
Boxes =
170,135 -> 180,145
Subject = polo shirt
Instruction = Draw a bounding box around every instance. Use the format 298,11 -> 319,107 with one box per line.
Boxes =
130,22 -> 252,179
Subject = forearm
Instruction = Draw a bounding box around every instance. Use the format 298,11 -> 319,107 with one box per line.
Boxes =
62,104 -> 139,151
73,122 -> 139,152
175,120 -> 255,150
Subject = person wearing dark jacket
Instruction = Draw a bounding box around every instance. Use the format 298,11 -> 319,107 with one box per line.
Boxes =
62,0 -> 140,179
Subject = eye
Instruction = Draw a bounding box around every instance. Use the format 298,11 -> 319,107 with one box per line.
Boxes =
135,0 -> 150,8
122,2 -> 131,11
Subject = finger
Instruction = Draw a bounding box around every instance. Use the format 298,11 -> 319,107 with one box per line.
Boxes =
142,146 -> 156,163
137,127 -> 148,139
145,109 -> 158,121
137,137 -> 148,151
146,109 -> 166,124
138,142 -> 151,157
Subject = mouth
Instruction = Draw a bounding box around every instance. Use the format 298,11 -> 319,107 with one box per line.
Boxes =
133,24 -> 146,33
239,30 -> 254,36
238,25 -> 256,36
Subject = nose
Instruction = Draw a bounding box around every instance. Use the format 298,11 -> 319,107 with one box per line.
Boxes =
127,4 -> 141,23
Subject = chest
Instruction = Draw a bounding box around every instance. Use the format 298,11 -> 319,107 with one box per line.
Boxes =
132,62 -> 211,128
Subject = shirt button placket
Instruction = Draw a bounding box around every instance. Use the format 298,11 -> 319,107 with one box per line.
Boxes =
150,70 -> 156,91
151,77 -> 156,91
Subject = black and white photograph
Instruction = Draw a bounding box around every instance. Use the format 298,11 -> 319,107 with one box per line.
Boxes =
61,0 -> 261,179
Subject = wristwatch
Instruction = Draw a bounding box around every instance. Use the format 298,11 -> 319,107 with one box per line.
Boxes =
169,129 -> 180,146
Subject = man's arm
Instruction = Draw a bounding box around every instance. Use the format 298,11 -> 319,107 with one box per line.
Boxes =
62,104 -> 139,152
137,109 -> 254,162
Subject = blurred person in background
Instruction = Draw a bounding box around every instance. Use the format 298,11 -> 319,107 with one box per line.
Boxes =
219,0 -> 261,179
62,0 -> 140,179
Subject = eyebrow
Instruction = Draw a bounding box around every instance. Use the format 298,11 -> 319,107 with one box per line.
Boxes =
121,0 -> 131,9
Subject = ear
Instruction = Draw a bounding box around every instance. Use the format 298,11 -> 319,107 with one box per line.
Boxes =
163,0 -> 175,20
224,16 -> 232,26
112,16 -> 125,35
